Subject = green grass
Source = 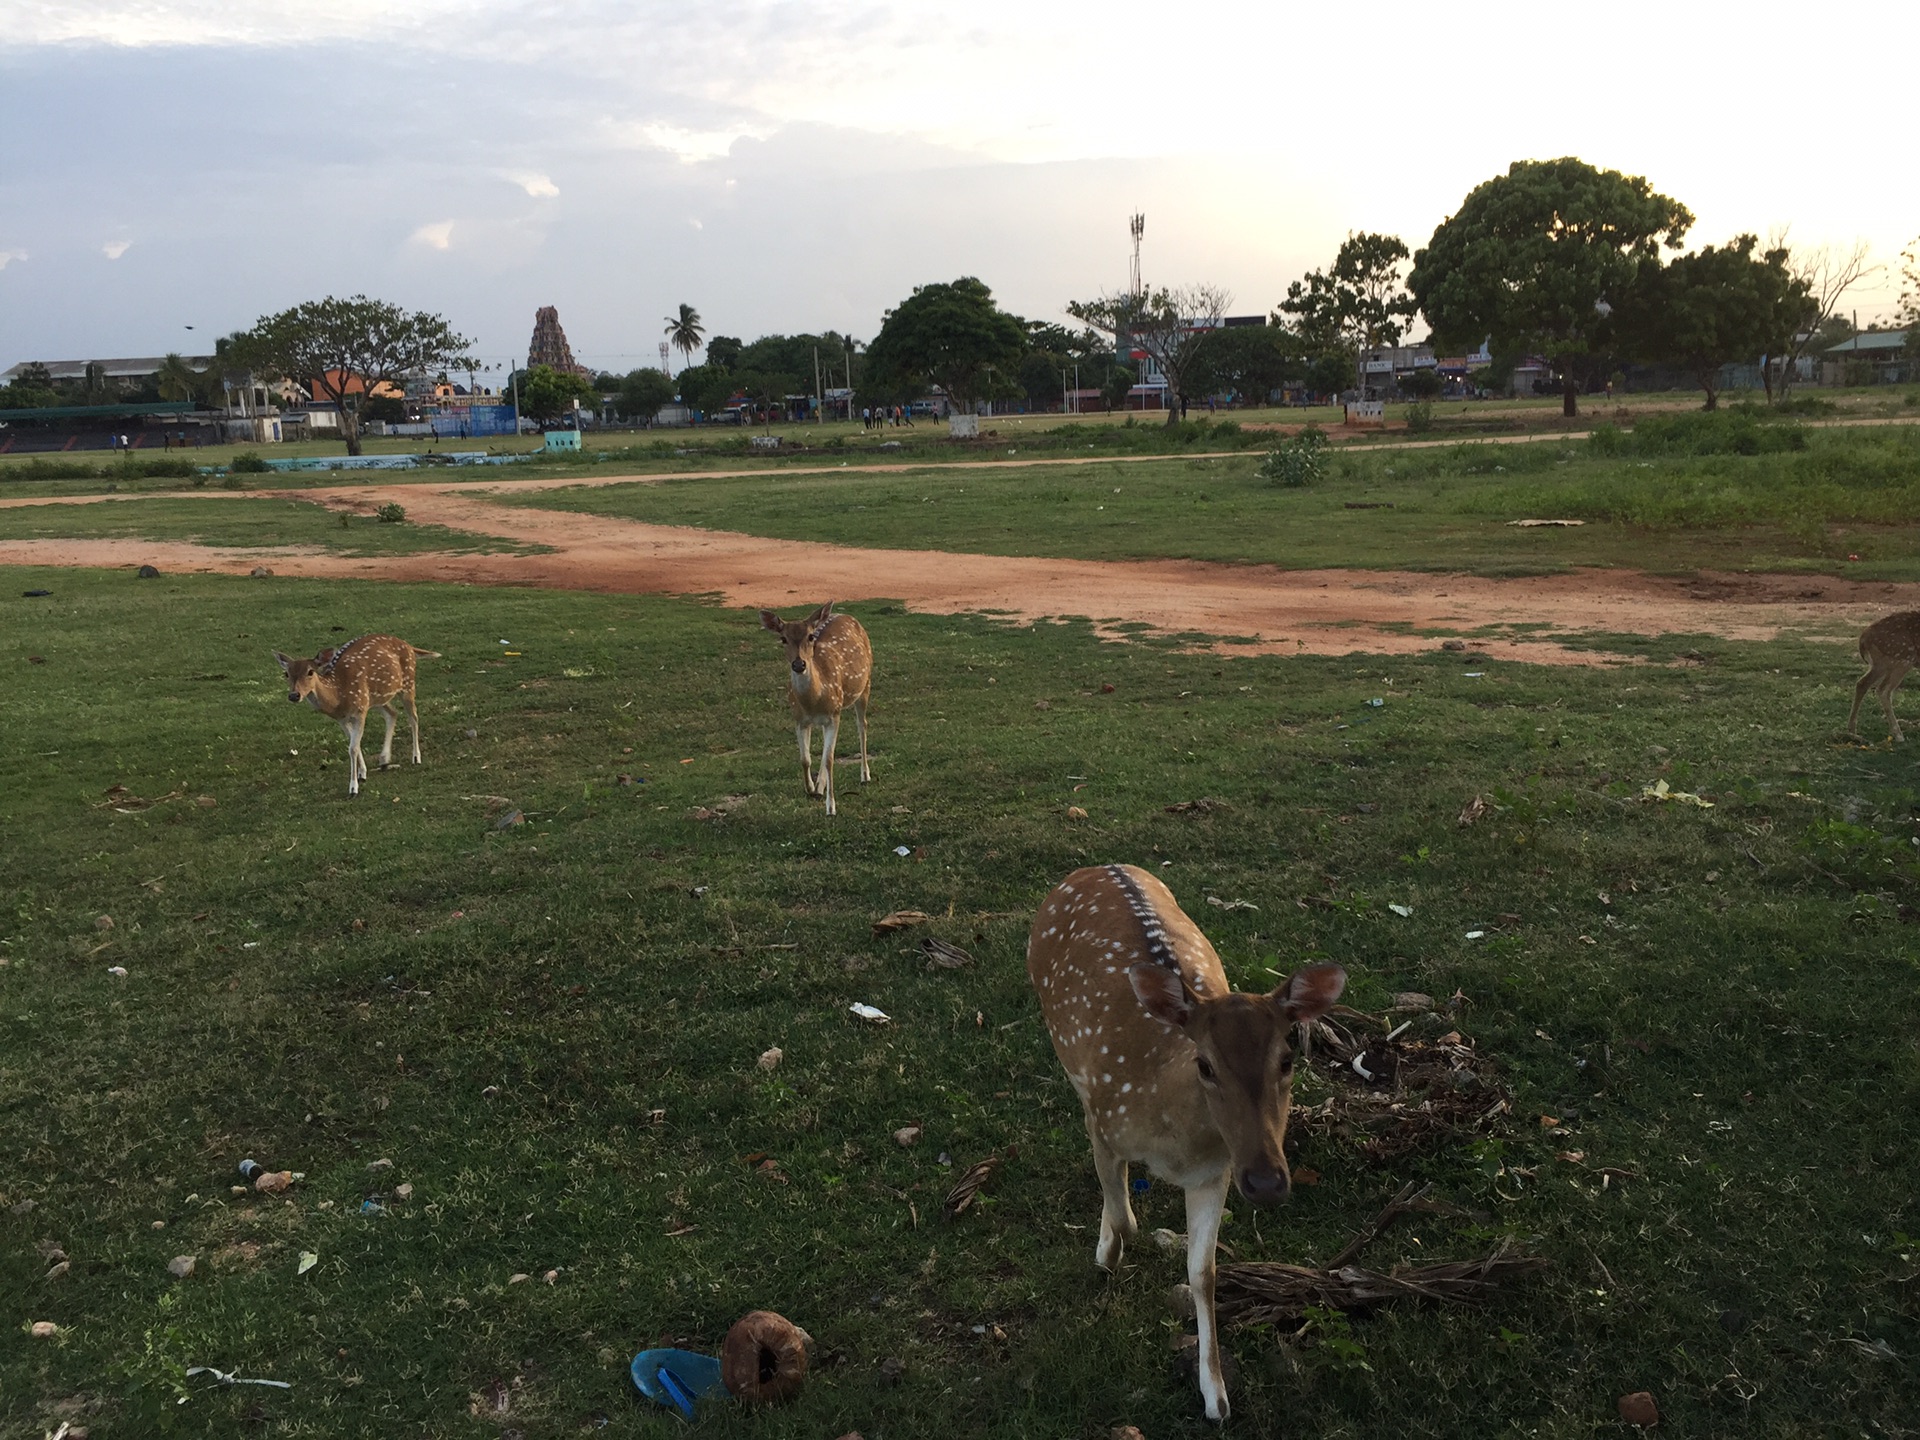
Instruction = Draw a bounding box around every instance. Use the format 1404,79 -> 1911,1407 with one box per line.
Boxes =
0,497 -> 547,557
7,389 -> 1912,498
3,568 -> 1917,1437
489,424 -> 1920,580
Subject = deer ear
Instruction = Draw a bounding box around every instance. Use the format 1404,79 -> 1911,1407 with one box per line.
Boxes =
273,650 -> 294,673
1129,963 -> 1195,1028
1276,964 -> 1346,1024
759,610 -> 783,634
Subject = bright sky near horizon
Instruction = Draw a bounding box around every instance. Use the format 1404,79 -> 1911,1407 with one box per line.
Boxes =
1,1 -> 1913,374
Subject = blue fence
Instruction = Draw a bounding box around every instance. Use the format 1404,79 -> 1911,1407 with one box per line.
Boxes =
430,404 -> 518,439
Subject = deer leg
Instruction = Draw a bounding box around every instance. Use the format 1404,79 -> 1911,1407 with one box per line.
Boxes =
1850,666 -> 1876,735
341,716 -> 363,795
795,722 -> 818,796
1882,662 -> 1910,742
1183,1174 -> 1233,1423
854,694 -> 871,783
1087,1122 -> 1137,1272
405,689 -> 421,764
376,703 -> 398,768
819,717 -> 839,816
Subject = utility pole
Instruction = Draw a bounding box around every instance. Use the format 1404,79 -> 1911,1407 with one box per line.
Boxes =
814,345 -> 823,424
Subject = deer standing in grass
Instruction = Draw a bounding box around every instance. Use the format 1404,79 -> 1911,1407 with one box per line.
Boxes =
274,635 -> 441,796
760,602 -> 871,816
1028,864 -> 1346,1423
1848,611 -> 1920,743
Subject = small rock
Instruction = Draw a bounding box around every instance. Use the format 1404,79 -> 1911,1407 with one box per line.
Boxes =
494,809 -> 525,830
150,1220 -> 165,1229
1152,1227 -> 1184,1253
44,1261 -> 71,1281
10,1199 -> 35,1214
544,1269 -> 560,1284
1441,639 -> 1466,651
94,915 -> 113,931
367,1158 -> 393,1173
250,566 -> 274,578
1100,683 -> 1116,693
136,564 -> 160,579
167,1256 -> 196,1279
465,728 -> 478,739
1168,1282 -> 1195,1319
1034,699 -> 1051,710
36,1241 -> 65,1260
877,1357 -> 905,1386
252,1170 -> 294,1194
394,1183 -> 414,1202
482,1085 -> 500,1100
1065,805 -> 1088,821
1112,1428 -> 1148,1440
509,1273 -> 530,1285
1617,1391 -> 1660,1428
757,1046 -> 784,1071
350,918 -> 366,932
893,1124 -> 923,1147
31,1321 -> 59,1338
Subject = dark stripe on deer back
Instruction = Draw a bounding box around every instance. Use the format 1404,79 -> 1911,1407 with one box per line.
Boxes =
1103,864 -> 1182,977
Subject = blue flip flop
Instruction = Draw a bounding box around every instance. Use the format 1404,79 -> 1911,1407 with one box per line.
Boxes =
629,1348 -> 727,1420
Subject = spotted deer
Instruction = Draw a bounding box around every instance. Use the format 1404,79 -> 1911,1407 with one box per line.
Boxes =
1027,864 -> 1346,1423
274,635 -> 441,795
1848,610 -> 1920,743
759,602 -> 871,816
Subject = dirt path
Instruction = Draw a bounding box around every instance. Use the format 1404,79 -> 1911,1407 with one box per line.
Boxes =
3,476 -> 1909,663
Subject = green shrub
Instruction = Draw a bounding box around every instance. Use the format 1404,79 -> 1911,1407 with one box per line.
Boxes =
1258,426 -> 1329,487
131,456 -> 196,478
15,457 -> 101,481
1592,410 -> 1808,458
230,451 -> 270,473
376,502 -> 406,524
1405,401 -> 1435,434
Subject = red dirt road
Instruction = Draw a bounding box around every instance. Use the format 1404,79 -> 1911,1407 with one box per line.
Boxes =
1,477 -> 1909,663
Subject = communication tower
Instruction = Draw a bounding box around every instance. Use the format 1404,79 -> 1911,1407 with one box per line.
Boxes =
1128,212 -> 1145,297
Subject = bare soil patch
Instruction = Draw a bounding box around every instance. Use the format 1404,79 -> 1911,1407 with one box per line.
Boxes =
2,477 -> 1910,663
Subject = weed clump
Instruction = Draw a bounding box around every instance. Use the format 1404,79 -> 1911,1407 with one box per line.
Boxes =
230,451 -> 270,473
376,502 -> 407,523
1259,426 -> 1329,486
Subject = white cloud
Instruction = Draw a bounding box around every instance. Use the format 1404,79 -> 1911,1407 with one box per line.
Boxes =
410,221 -> 454,251
622,122 -> 763,165
0,0 -> 468,48
502,170 -> 559,199
102,239 -> 130,259
0,249 -> 26,270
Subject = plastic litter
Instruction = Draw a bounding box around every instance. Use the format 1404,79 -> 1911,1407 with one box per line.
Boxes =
849,1003 -> 890,1024
1367,698 -> 1385,708
893,845 -> 912,857
106,966 -> 128,977
1388,903 -> 1413,918
629,1348 -> 726,1420
1465,930 -> 1486,940
296,1251 -> 318,1275
186,1366 -> 291,1391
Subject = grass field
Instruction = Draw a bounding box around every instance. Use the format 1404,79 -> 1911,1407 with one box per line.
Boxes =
3,566 -> 1917,1438
4,389 -> 1916,499
0,497 -> 548,557
496,422 -> 1920,581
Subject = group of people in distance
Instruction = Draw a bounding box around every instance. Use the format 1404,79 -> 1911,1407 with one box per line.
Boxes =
860,405 -> 914,430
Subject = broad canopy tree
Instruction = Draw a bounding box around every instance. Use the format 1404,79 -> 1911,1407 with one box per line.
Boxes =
516,364 -> 597,424
615,367 -> 675,423
1620,236 -> 1808,410
234,296 -> 471,454
1277,231 -> 1417,395
863,278 -> 1028,413
1410,158 -> 1693,416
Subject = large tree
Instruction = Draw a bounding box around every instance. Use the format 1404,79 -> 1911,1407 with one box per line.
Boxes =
516,364 -> 597,424
1069,284 -> 1229,423
1189,325 -> 1297,406
1758,232 -> 1876,402
1280,232 -> 1417,351
1410,158 -> 1693,417
1620,236 -> 1808,410
235,296 -> 471,454
616,367 -> 675,423
863,277 -> 1027,413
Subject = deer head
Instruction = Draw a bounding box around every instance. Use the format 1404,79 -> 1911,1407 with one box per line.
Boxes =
1128,961 -> 1346,1205
760,602 -> 836,689
274,650 -> 324,704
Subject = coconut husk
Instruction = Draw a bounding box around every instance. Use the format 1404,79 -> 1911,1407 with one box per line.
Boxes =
721,1310 -> 811,1403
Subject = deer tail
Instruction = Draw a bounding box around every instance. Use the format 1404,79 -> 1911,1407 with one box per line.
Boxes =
410,647 -> 442,659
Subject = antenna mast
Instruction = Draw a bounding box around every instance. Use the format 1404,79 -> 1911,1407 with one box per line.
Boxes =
1128,212 -> 1145,297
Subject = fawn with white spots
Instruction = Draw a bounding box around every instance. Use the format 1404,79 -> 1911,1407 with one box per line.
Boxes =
759,602 -> 871,816
1027,863 -> 1345,1423
274,635 -> 440,796
1848,610 -> 1920,742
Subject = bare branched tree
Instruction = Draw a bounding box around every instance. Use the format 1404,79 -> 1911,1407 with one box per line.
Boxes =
1763,230 -> 1879,401
1068,283 -> 1230,424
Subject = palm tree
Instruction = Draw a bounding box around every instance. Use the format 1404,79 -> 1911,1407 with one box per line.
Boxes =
663,303 -> 705,375
155,353 -> 199,404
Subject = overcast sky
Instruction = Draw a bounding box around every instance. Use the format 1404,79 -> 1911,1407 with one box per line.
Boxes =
2,1 -> 1913,375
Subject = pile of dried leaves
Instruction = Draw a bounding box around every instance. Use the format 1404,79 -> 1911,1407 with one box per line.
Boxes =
1291,1000 -> 1512,1163
1216,1182 -> 1546,1327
